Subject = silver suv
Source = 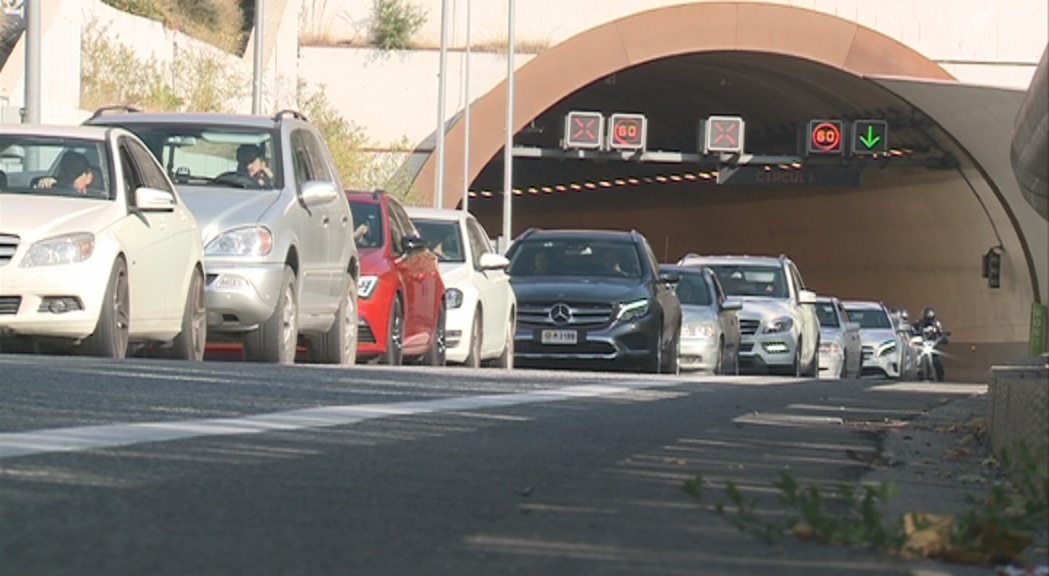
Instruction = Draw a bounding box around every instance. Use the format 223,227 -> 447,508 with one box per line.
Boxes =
676,254 -> 819,377
86,109 -> 359,365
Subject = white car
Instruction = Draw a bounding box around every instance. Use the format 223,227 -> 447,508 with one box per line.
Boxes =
0,125 -> 205,359
815,296 -> 863,379
407,207 -> 515,368
842,300 -> 911,379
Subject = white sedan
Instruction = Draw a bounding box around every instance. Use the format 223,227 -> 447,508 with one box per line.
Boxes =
0,125 -> 206,359
407,207 -> 515,368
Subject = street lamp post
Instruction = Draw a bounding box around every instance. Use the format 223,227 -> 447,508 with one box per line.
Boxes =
501,0 -> 515,252
435,0 -> 450,209
461,0 -> 472,213
252,0 -> 264,114
24,0 -> 40,124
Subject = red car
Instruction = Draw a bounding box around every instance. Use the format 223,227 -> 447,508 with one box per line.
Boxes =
346,190 -> 446,365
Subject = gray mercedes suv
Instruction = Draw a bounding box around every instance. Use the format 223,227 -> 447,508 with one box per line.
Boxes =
86,108 -> 359,365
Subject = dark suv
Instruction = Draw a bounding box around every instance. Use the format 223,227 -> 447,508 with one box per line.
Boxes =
505,229 -> 681,373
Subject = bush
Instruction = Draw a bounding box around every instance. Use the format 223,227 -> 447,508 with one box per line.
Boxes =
100,0 -> 244,53
371,0 -> 427,50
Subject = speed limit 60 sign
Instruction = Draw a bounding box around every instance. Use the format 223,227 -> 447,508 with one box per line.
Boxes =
607,113 -> 647,152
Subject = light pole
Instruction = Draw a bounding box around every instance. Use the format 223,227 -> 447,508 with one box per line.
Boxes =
252,0 -> 264,114
501,0 -> 515,252
461,0 -> 472,213
24,0 -> 40,124
435,0 -> 450,209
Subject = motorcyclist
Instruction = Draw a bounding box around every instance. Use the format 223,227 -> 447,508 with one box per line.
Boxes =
913,306 -> 948,381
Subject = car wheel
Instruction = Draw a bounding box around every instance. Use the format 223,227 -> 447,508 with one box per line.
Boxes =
312,274 -> 358,365
666,332 -> 681,375
422,301 -> 446,366
646,326 -> 664,374
463,310 -> 482,368
713,338 -> 724,375
244,265 -> 298,364
171,268 -> 206,361
81,257 -> 130,359
807,339 -> 820,378
792,342 -> 803,377
490,314 -> 514,369
380,297 -> 404,366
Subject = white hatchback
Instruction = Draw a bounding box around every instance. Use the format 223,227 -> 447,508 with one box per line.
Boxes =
0,125 -> 205,359
407,207 -> 515,368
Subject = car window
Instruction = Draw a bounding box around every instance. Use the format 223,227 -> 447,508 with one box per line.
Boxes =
709,272 -> 726,303
119,145 -> 144,199
708,264 -> 788,298
386,202 -> 407,256
844,307 -> 893,329
349,201 -> 384,248
674,273 -> 713,306
299,129 -> 335,184
123,136 -> 173,194
0,135 -> 111,200
414,219 -> 464,263
103,124 -> 280,190
507,238 -> 641,278
815,302 -> 840,328
837,303 -> 851,323
465,216 -> 494,269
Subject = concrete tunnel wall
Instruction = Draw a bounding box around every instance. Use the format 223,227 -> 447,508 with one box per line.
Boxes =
411,2 -> 1039,381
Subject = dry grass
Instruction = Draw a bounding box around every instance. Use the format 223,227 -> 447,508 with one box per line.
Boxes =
101,0 -> 245,53
469,36 -> 551,55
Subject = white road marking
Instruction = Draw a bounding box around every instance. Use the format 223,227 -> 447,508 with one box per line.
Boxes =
0,381 -> 682,460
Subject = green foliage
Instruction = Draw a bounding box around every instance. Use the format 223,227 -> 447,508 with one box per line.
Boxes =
81,20 -> 245,113
297,82 -> 370,190
371,0 -> 428,50
100,0 -> 244,53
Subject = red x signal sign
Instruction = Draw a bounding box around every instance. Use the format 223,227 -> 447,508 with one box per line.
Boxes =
703,115 -> 745,154
563,111 -> 605,150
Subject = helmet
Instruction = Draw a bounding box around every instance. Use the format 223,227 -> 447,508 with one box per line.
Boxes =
922,306 -> 936,321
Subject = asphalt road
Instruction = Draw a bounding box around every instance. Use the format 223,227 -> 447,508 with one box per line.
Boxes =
0,355 -> 987,575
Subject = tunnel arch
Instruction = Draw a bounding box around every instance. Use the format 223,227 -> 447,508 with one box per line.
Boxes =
415,1 -> 954,207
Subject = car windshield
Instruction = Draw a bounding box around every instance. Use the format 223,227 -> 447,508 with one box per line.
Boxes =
508,238 -> 641,278
815,302 -> 840,328
844,307 -> 892,329
413,219 -> 465,263
0,136 -> 111,200
106,124 -> 281,190
673,273 -> 713,306
707,265 -> 788,298
349,201 -> 384,249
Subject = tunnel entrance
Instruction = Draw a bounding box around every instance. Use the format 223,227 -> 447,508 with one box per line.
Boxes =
413,3 -> 1041,381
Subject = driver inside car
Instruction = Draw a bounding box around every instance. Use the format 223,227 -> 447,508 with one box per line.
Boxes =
234,143 -> 273,188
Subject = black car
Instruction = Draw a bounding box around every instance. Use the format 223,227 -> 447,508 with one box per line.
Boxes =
505,228 -> 681,373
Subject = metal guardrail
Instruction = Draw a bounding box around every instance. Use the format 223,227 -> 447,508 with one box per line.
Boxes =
987,353 -> 1049,469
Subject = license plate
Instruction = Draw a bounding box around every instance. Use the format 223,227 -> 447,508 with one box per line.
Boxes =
541,329 -> 577,345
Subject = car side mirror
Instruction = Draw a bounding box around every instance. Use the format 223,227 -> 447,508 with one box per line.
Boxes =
798,289 -> 817,304
478,252 -> 509,270
721,298 -> 743,312
300,180 -> 338,207
134,187 -> 176,212
658,271 -> 679,284
846,321 -> 861,332
402,234 -> 428,252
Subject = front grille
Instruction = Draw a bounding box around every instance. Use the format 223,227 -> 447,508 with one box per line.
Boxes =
862,346 -> 874,361
0,296 -> 21,315
739,319 -> 760,336
0,234 -> 19,267
739,342 -> 755,354
517,301 -> 615,329
359,321 -> 376,344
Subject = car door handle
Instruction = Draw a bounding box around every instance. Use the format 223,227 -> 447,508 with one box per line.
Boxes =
322,216 -> 330,225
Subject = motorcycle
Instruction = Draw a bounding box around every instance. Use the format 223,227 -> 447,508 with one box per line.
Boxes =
911,325 -> 949,381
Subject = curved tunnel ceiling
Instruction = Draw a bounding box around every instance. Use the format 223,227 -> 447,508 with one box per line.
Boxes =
409,2 -> 1039,379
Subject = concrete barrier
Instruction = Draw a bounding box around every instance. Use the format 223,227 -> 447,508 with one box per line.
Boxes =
987,353 -> 1049,469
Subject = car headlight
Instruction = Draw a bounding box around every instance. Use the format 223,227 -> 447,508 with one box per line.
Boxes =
205,226 -> 273,257
820,341 -> 841,355
763,316 -> 794,334
682,322 -> 716,339
877,339 -> 897,357
444,288 -> 463,309
20,232 -> 94,267
615,298 -> 650,323
358,276 -> 378,299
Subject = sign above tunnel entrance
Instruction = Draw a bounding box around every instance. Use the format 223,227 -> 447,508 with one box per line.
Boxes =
607,113 -> 648,152
807,120 -> 844,155
851,120 -> 889,155
717,166 -> 863,187
563,111 -> 605,150
703,116 -> 745,154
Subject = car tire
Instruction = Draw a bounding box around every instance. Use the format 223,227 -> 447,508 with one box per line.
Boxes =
791,342 -> 803,377
312,274 -> 358,365
714,338 -> 725,375
646,326 -> 664,374
244,265 -> 298,364
171,268 -> 206,361
422,301 -> 446,366
463,310 -> 482,368
380,297 -> 404,366
807,339 -> 820,378
664,331 -> 681,375
81,257 -> 130,359
490,315 -> 514,369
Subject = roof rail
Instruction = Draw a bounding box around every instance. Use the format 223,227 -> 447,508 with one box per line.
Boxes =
85,105 -> 141,123
371,188 -> 386,200
273,109 -> 309,122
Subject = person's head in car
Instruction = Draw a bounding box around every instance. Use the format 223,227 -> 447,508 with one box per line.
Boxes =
35,152 -> 93,194
533,250 -> 553,274
235,144 -> 272,187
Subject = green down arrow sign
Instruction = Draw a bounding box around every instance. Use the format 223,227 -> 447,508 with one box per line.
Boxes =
851,120 -> 888,155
